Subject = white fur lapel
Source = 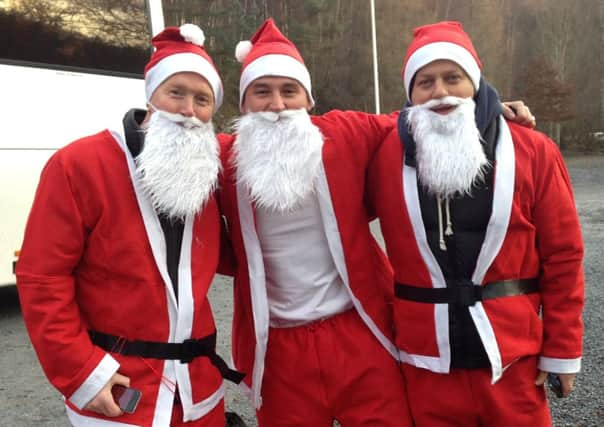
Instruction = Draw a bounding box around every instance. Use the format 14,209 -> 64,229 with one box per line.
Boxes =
469,117 -> 515,383
235,174 -> 269,409
315,163 -> 399,359
401,158 -> 451,373
472,117 -> 515,284
110,131 -> 178,312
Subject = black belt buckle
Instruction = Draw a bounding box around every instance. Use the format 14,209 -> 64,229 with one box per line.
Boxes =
455,280 -> 481,307
180,338 -> 195,364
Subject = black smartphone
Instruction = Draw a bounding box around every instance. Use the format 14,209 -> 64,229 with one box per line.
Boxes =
547,373 -> 564,398
112,385 -> 142,413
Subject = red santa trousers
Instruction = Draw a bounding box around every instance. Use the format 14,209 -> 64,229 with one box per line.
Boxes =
401,356 -> 551,426
256,309 -> 412,427
170,399 -> 224,427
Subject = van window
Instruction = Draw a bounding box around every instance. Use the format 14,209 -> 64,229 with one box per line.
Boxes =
0,0 -> 151,75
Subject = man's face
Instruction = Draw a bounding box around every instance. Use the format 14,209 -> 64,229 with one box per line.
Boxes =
149,72 -> 214,123
411,59 -> 474,110
242,76 -> 311,113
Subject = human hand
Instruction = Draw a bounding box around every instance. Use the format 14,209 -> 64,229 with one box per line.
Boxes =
535,370 -> 576,398
83,372 -> 130,417
502,100 -> 536,128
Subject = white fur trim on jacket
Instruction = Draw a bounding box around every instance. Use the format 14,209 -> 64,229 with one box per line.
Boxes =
539,356 -> 581,374
69,354 -> 120,409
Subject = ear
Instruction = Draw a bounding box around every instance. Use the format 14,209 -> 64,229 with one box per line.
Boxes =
305,93 -> 313,112
141,107 -> 153,125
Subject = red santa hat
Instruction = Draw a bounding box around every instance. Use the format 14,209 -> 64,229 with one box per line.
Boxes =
144,24 -> 223,110
402,21 -> 482,100
235,18 -> 314,111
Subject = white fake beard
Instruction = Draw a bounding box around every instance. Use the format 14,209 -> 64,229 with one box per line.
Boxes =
406,97 -> 490,199
232,109 -> 324,212
136,110 -> 220,220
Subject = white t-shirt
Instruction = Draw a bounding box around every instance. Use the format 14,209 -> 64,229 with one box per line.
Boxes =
256,193 -> 353,327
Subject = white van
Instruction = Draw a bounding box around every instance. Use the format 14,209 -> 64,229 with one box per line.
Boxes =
0,0 -> 165,285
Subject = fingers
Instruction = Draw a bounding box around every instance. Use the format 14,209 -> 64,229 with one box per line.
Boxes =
523,107 -> 537,129
558,373 -> 576,397
502,101 -> 536,129
112,372 -> 131,388
83,372 -> 131,417
84,389 -> 123,417
536,371 -> 576,398
534,370 -> 548,386
501,103 -> 516,120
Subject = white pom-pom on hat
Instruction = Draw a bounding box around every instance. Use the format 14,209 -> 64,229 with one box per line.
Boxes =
180,23 -> 205,46
235,40 -> 253,63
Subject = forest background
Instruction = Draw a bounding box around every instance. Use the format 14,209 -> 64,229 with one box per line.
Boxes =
3,0 -> 603,152
165,0 -> 604,152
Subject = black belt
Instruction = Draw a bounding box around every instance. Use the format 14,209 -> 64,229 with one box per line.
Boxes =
395,278 -> 538,307
89,330 -> 245,384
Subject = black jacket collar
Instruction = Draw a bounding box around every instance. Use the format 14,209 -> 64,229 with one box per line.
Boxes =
122,108 -> 147,158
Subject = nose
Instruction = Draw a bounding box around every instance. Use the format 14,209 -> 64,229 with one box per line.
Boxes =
268,93 -> 286,112
179,96 -> 195,117
432,78 -> 448,98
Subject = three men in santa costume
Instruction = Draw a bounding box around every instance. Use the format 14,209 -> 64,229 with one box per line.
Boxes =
17,24 -> 242,427
217,18 -> 412,427
367,21 -> 584,426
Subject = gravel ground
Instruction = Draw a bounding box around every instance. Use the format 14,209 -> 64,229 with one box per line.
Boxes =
0,154 -> 602,427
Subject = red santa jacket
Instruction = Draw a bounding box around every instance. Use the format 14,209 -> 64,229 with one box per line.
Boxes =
367,118 -> 584,382
17,129 -> 224,426
217,110 -> 397,408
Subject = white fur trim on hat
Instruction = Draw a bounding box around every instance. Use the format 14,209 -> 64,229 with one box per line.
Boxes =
180,23 -> 205,46
235,40 -> 253,63
145,52 -> 224,111
239,54 -> 314,111
404,41 -> 481,100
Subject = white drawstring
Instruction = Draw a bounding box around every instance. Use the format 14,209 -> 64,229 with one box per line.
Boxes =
438,197 -> 446,251
438,197 -> 454,251
445,199 -> 453,237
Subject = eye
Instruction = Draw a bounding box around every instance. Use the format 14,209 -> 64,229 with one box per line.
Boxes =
195,96 -> 211,106
169,88 -> 184,98
416,78 -> 432,88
